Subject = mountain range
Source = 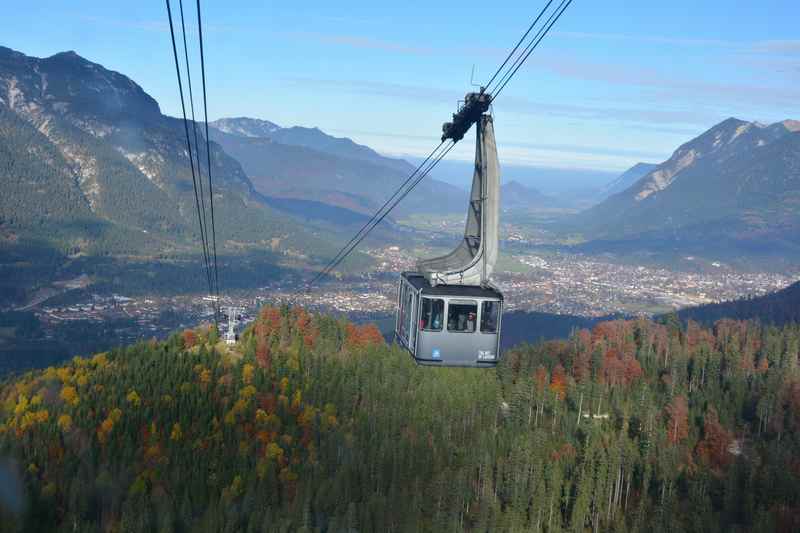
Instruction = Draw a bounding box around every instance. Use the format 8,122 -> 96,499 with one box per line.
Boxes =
3,44 -> 799,300
0,45 -> 511,303
571,117 -> 800,260
208,117 -> 467,217
0,46 -> 475,300
0,46 -> 336,260
500,180 -> 553,210
211,117 -> 412,174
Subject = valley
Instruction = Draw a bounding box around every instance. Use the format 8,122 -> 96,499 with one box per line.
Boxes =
1,46 -> 800,378
3,241 -> 795,375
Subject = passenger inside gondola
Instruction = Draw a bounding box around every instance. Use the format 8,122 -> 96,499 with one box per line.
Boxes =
448,301 -> 477,332
420,298 -> 444,331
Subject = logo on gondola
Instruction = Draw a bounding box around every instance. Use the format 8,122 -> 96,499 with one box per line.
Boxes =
432,349 -> 441,359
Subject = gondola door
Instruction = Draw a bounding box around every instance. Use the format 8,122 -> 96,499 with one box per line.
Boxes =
395,276 -> 420,356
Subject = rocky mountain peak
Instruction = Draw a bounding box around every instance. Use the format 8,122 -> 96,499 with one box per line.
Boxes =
575,115 -> 800,249
0,47 -> 161,125
47,50 -> 82,61
210,117 -> 282,138
632,116 -> 796,201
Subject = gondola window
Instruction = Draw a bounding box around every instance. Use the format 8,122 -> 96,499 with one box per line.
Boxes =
481,301 -> 500,333
447,300 -> 478,333
420,298 -> 444,331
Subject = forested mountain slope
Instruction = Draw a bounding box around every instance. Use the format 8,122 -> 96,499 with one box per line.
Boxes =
571,118 -> 800,258
209,117 -> 468,217
2,307 -> 800,531
0,46 -> 337,266
599,162 -> 657,198
677,280 -> 800,326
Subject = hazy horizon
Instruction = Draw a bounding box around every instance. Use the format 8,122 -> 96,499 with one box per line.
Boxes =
407,157 -> 619,194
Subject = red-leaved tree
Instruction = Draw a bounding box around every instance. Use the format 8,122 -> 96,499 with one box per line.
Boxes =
550,363 -> 567,400
182,330 -> 197,348
695,406 -> 733,472
665,395 -> 689,445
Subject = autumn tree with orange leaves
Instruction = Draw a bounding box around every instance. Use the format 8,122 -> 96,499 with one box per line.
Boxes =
549,363 -> 567,400
344,323 -> 384,350
665,395 -> 690,445
695,406 -> 733,471
182,329 -> 197,348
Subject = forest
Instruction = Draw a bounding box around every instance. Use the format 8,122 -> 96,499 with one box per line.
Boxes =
1,306 -> 800,532
677,281 -> 800,327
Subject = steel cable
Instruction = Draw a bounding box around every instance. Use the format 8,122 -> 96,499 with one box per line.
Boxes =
165,0 -> 215,301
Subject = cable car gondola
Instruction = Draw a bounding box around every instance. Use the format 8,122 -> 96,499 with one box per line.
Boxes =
395,99 -> 503,367
303,1 -> 575,365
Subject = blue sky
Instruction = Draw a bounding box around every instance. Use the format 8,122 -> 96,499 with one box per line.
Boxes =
2,1 -> 798,173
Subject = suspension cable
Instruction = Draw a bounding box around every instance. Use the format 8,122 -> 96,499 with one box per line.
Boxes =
490,0 -> 574,102
307,141 -> 448,288
196,0 -> 221,315
165,0 -> 215,303
481,0 -> 555,94
306,141 -> 456,288
177,0 -> 213,297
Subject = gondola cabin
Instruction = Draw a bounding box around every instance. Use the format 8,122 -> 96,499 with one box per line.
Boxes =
395,272 -> 503,367
395,106 -> 504,367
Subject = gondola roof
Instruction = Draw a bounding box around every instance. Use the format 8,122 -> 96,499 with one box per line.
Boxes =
401,272 -> 503,300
